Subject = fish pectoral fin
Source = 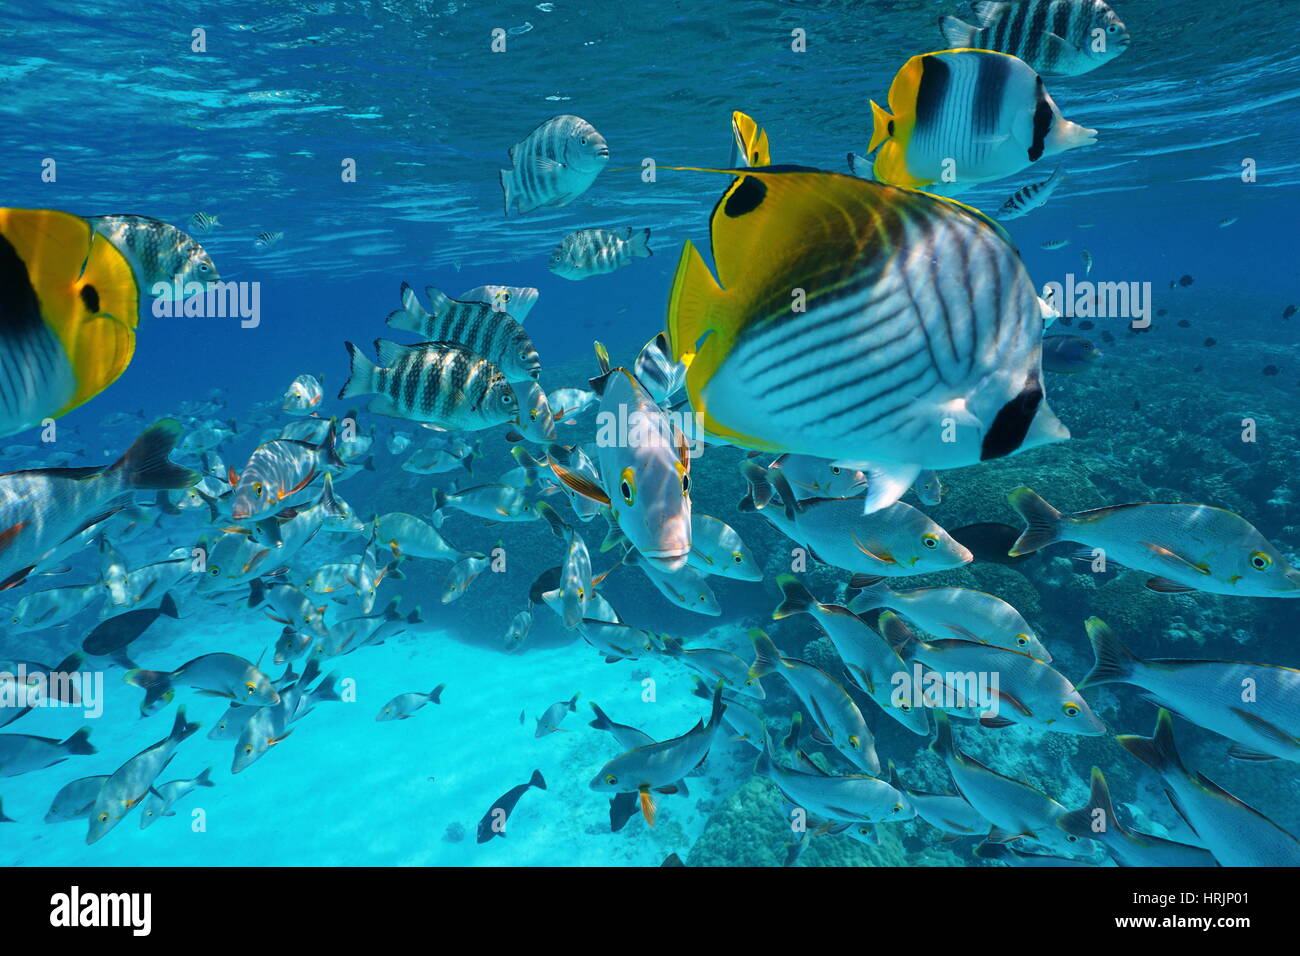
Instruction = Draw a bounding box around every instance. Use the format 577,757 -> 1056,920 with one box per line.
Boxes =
547,459 -> 611,505
638,789 -> 658,828
1227,744 -> 1279,761
1144,576 -> 1197,594
850,533 -> 895,565
0,522 -> 28,553
653,785 -> 680,795
1228,707 -> 1295,748
1139,541 -> 1210,576
992,686 -> 1033,718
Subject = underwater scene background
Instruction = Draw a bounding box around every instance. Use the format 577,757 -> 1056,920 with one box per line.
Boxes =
1,0 -> 1298,867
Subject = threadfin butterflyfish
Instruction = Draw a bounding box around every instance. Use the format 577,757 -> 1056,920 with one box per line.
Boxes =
0,208 -> 141,438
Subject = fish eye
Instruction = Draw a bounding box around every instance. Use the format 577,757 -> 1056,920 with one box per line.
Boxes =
581,137 -> 588,145
200,263 -> 210,273
603,773 -> 617,785
830,466 -> 840,475
921,533 -> 939,549
502,393 -> 514,405
1062,703 -> 1080,718
732,552 -> 743,564
1107,23 -> 1117,32
849,735 -> 860,749
97,812 -> 109,823
244,745 -> 253,754
899,702 -> 911,712
1066,833 -> 1080,843
1250,551 -> 1272,571
245,682 -> 257,696
681,472 -> 690,496
891,805 -> 903,815
1016,634 -> 1030,647
209,566 -> 221,576
619,467 -> 636,505
253,481 -> 264,498
529,410 -> 538,421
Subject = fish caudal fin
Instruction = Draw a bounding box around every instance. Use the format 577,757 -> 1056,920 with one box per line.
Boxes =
338,342 -> 378,400
1058,767 -> 1117,839
772,574 -> 814,620
429,683 -> 446,705
867,100 -> 895,154
938,15 -> 980,48
1006,487 -> 1065,556
1078,617 -> 1140,689
62,726 -> 95,756
844,574 -> 888,608
747,628 -> 780,678
930,709 -> 954,759
112,419 -> 199,491
1117,709 -> 1184,776
528,769 -> 547,791
170,705 -> 200,743
384,282 -> 426,333
628,228 -> 652,259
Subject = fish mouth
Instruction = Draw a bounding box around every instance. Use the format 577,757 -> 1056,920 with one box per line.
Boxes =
596,147 -> 610,158
642,549 -> 689,572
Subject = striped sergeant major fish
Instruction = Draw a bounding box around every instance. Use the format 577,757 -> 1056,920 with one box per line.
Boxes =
548,227 -> 652,281
867,49 -> 1096,193
386,283 -> 540,382
998,166 -> 1067,220
499,114 -> 609,216
338,339 -> 518,432
665,166 -> 1069,480
940,0 -> 1131,77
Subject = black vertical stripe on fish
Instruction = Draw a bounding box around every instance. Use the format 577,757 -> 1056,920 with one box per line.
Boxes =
1053,0 -> 1074,46
972,52 -> 1008,143
1028,78 -> 1053,162
914,55 -> 951,144
1006,1 -> 1032,60
981,380 -> 1043,460
1028,0 -> 1051,64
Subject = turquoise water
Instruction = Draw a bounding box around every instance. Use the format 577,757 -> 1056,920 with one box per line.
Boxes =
1,0 -> 1298,867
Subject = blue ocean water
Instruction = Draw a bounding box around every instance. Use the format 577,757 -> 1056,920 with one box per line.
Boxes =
1,0 -> 1297,867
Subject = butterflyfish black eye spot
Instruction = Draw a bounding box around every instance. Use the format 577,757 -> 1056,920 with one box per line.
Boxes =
724,176 -> 767,218
80,284 -> 100,312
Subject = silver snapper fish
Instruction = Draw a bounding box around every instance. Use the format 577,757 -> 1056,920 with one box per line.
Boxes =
589,684 -> 725,827
500,115 -> 609,215
510,382 -> 557,443
535,693 -> 580,737
623,548 -> 720,616
545,443 -> 603,522
549,227 -> 652,281
440,551 -> 491,604
87,706 -> 199,843
87,214 -> 219,295
124,652 -> 279,714
386,283 -> 540,382
375,685 -> 445,721
402,438 -> 478,475
1080,617 -> 1300,762
549,358 -> 692,572
659,635 -> 765,700
912,470 -> 943,506
931,710 -> 1076,851
0,727 -> 94,777
743,463 -> 971,577
756,732 -> 911,825
1007,487 -> 1300,597
45,774 -> 110,823
847,575 -> 1052,661
546,387 -> 598,421
749,629 -> 880,774
1056,766 -> 1217,867
373,512 -> 460,562
230,423 -> 343,520
940,0 -> 1131,77
1118,709 -> 1300,867
885,612 -> 1104,736
0,419 -> 198,592
459,285 -> 539,322
432,483 -> 536,522
11,582 -> 104,630
773,576 -> 930,735
138,766 -> 214,829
